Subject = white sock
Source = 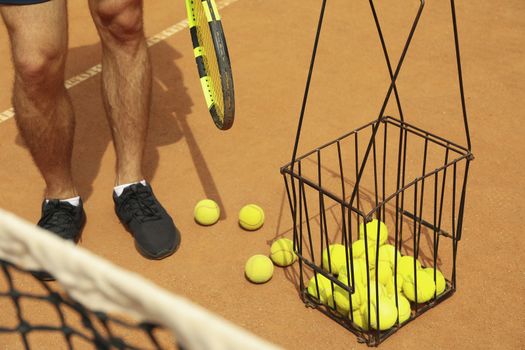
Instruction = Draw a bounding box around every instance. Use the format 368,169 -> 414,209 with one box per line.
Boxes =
114,179 -> 147,197
46,196 -> 81,207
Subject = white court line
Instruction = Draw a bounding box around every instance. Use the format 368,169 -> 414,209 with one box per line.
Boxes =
0,0 -> 238,124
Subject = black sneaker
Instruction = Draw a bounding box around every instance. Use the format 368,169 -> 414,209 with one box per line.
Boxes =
113,183 -> 180,259
32,199 -> 86,281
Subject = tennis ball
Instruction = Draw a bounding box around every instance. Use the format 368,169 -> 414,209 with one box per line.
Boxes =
270,238 -> 296,267
322,244 -> 348,274
378,244 -> 402,268
334,270 -> 365,315
336,258 -> 369,288
359,219 -> 388,246
351,240 -> 378,269
402,270 -> 436,303
371,260 -> 393,286
244,255 -> 274,284
393,293 -> 411,324
385,274 -> 404,297
238,204 -> 265,230
422,267 -> 446,295
359,279 -> 387,311
307,274 -> 335,308
397,255 -> 422,279
194,199 -> 220,225
351,308 -> 369,330
352,239 -> 366,258
364,295 -> 398,331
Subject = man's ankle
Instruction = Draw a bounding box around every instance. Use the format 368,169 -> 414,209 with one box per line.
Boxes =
45,186 -> 78,200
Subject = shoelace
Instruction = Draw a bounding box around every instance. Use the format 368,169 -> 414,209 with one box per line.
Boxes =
120,186 -> 162,222
39,200 -> 78,238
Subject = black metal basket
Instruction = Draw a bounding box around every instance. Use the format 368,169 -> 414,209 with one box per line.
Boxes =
280,0 -> 473,346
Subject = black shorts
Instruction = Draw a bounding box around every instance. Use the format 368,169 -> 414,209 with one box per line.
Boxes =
0,0 -> 50,4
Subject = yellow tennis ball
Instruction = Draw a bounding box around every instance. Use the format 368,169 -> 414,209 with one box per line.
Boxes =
364,295 -> 398,331
194,199 -> 220,225
397,255 -> 422,279
351,308 -> 369,330
422,267 -> 446,295
352,239 -> 366,258
402,270 -> 436,303
359,219 -> 388,246
359,279 -> 387,311
337,258 -> 368,286
394,293 -> 411,324
371,260 -> 393,286
385,273 -> 404,297
307,274 -> 335,308
378,244 -> 402,268
334,270 -> 365,315
244,255 -> 274,284
322,244 -> 347,274
351,240 -> 378,269
270,238 -> 296,267
238,204 -> 265,230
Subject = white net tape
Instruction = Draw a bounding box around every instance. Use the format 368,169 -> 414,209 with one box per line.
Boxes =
0,208 -> 280,350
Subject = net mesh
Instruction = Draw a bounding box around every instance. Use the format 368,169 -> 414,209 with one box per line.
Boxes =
0,209 -> 279,350
193,0 -> 225,119
0,260 -> 170,349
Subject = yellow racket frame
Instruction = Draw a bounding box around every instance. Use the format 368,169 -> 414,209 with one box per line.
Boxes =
186,0 -> 234,130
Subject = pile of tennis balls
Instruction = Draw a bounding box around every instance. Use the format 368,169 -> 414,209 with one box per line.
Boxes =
193,199 -> 296,284
308,219 -> 447,331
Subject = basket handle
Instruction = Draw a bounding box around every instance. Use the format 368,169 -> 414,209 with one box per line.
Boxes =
290,0 -> 426,172
348,0 -> 425,210
289,0 -> 472,202
289,0 -> 328,172
450,0 -> 472,151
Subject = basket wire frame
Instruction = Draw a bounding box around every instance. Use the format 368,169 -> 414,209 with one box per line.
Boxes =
281,0 -> 473,346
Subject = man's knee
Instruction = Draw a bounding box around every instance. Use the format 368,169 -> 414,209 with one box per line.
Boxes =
93,0 -> 144,45
14,47 -> 66,92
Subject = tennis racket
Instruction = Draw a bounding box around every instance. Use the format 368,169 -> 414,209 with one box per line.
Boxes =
186,0 -> 235,130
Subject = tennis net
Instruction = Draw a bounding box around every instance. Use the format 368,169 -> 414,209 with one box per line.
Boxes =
0,208 -> 279,350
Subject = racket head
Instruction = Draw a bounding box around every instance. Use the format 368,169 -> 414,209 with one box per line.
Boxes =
186,0 -> 235,130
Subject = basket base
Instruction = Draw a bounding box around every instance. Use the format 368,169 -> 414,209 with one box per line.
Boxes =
301,282 -> 456,347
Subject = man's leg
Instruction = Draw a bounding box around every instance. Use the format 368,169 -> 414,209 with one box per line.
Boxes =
88,0 -> 180,259
1,0 -> 85,280
88,0 -> 150,185
1,0 -> 77,199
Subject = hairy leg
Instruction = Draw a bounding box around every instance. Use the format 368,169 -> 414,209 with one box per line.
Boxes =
1,0 -> 76,199
88,0 -> 151,185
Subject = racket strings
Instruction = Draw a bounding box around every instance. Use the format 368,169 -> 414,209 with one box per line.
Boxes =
194,1 -> 224,120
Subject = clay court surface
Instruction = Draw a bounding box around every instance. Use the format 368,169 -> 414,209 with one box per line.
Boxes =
0,0 -> 524,349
